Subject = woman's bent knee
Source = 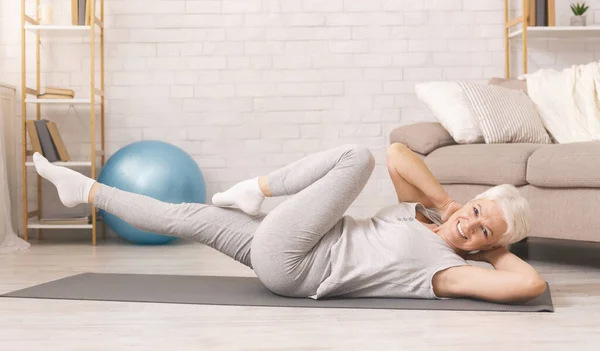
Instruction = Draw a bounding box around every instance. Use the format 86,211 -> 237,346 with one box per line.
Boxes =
342,144 -> 375,173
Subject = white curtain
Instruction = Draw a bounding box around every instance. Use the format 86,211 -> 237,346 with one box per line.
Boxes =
0,96 -> 30,253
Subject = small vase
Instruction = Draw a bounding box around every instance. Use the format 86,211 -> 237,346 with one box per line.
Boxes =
570,15 -> 586,26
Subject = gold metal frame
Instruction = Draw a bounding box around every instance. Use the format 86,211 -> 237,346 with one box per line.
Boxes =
505,0 -> 530,78
20,0 -> 105,245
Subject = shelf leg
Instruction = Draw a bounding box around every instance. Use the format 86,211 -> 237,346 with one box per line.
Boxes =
522,0 -> 528,75
90,0 -> 97,246
36,0 -> 42,241
20,0 -> 28,241
100,0 -> 105,242
100,0 -> 105,169
504,0 -> 509,78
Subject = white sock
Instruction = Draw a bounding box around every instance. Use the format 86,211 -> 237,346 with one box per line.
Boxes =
211,177 -> 265,216
33,152 -> 96,208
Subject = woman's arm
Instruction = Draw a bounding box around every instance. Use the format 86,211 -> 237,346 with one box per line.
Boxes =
433,266 -> 547,303
386,143 -> 455,215
433,248 -> 547,303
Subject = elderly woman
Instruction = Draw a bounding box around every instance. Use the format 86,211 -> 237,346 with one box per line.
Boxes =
33,143 -> 546,303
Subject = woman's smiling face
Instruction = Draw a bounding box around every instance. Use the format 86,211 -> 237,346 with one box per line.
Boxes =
432,199 -> 508,254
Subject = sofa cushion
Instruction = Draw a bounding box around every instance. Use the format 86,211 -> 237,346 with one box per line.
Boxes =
425,143 -> 545,186
389,122 -> 457,155
527,142 -> 600,188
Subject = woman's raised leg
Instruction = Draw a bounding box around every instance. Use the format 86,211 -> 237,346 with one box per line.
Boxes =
93,184 -> 264,266
33,153 -> 262,267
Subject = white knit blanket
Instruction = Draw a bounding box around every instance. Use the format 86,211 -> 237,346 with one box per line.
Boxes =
525,61 -> 600,143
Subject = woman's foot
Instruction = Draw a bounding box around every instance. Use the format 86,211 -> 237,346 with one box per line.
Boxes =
33,152 -> 96,207
211,177 -> 265,215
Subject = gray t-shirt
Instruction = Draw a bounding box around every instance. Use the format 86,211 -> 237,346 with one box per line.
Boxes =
311,202 -> 469,300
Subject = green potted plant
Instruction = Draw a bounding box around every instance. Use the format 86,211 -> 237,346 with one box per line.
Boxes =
570,2 -> 589,26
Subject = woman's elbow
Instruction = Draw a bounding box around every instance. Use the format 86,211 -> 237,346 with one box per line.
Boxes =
505,277 -> 547,304
387,142 -> 409,155
529,277 -> 547,298
386,143 -> 411,164
515,277 -> 547,303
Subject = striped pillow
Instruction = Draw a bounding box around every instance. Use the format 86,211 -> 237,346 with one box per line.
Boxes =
458,81 -> 552,144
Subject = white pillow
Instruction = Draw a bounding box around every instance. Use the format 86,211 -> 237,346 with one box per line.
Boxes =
415,81 -> 484,144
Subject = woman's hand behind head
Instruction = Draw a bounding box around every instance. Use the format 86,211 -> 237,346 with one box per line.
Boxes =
439,200 -> 463,223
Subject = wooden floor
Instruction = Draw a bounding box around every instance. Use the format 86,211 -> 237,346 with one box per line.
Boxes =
1,237 -> 599,350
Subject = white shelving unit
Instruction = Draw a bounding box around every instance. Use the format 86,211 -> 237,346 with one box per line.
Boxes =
24,24 -> 92,31
505,0 -> 600,78
509,26 -> 600,39
24,98 -> 98,104
28,218 -> 93,229
21,0 -> 105,245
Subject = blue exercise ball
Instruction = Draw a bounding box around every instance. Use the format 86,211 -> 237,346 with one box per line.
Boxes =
98,140 -> 206,245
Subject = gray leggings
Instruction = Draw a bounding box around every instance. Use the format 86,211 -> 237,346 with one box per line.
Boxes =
94,144 -> 375,297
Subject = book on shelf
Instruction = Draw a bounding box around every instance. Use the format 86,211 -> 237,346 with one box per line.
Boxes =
72,0 -> 93,26
46,121 -> 71,161
40,212 -> 102,225
44,87 -> 75,97
532,0 -> 555,26
77,0 -> 87,26
26,120 -> 43,155
78,0 -> 85,25
27,120 -> 72,162
536,0 -> 548,26
528,0 -> 536,26
34,120 -> 60,162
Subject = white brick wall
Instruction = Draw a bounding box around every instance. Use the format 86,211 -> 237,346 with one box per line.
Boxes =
1,0 -> 600,224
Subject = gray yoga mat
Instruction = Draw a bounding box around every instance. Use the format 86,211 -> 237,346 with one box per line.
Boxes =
2,273 -> 554,312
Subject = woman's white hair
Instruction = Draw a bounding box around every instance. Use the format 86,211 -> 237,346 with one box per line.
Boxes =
472,184 -> 532,248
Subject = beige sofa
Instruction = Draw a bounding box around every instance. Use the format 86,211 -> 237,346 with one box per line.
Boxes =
389,122 -> 600,243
